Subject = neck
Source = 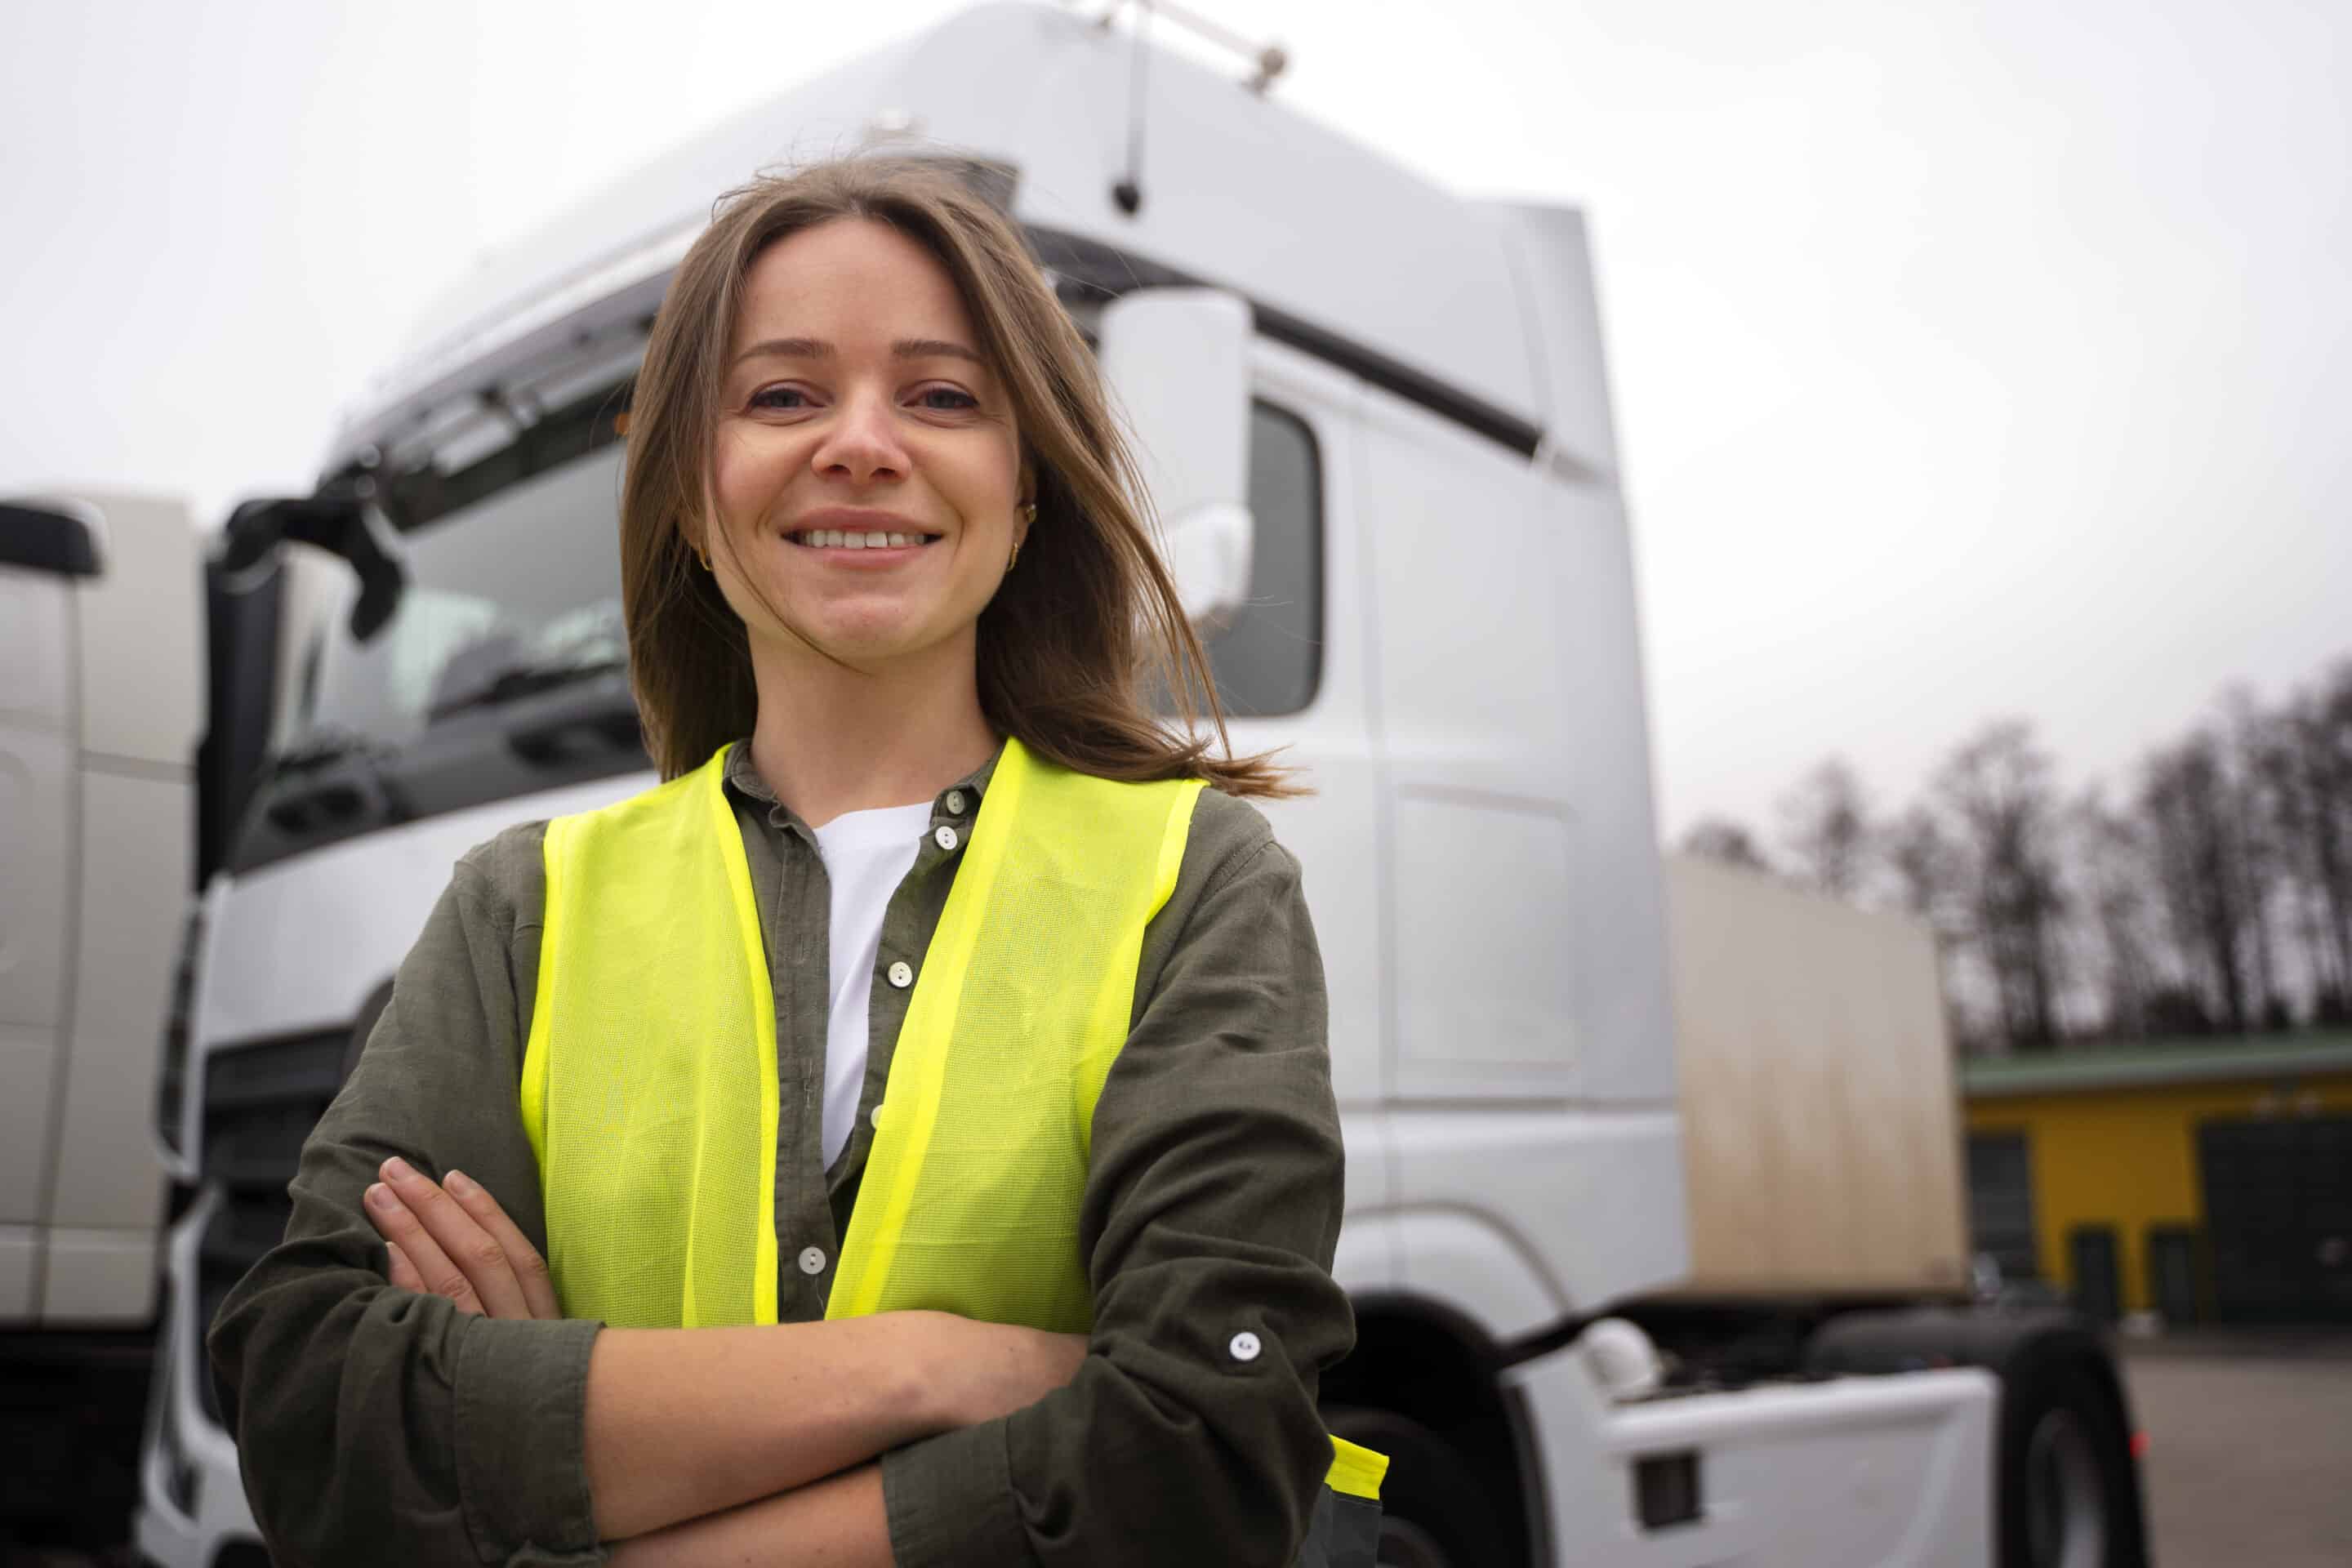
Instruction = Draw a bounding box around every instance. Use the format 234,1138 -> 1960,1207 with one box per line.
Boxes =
744,630 -> 1000,830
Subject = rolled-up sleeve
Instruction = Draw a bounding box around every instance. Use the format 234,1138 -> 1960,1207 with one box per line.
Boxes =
880,796 -> 1355,1568
206,828 -> 607,1568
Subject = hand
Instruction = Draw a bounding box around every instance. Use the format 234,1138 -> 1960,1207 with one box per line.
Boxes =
363,1155 -> 561,1321
927,1315 -> 1089,1428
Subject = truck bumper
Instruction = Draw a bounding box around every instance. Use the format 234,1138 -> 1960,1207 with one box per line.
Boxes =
134,1190 -> 262,1567
1506,1339 -> 1997,1566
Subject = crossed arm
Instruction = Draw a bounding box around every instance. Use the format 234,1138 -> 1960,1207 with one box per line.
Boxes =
361,1155 -> 1083,1564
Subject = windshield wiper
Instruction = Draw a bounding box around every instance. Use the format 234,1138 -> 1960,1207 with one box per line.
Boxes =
258,726 -> 407,836
426,656 -> 629,724
269,725 -> 386,779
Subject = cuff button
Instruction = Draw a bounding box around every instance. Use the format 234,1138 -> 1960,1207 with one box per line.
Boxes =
1228,1330 -> 1263,1363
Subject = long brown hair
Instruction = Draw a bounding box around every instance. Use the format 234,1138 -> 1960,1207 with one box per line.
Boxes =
619,154 -> 1296,798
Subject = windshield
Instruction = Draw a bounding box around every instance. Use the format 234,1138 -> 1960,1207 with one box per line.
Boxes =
301,443 -> 626,750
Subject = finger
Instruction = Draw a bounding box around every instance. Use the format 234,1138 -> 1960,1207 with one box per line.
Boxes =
384,1241 -> 425,1293
379,1156 -> 533,1320
444,1169 -> 561,1321
364,1182 -> 483,1315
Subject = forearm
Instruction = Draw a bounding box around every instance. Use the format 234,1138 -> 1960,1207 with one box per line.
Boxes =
608,1465 -> 893,1568
586,1319 -> 929,1541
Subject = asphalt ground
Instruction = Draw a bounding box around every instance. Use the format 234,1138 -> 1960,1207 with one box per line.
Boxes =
10,1336 -> 2350,1567
2119,1334 -> 2352,1568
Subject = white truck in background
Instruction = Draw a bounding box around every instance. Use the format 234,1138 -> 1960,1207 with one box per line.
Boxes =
0,494 -> 196,1544
1,490 -> 303,1550
115,6 -> 2145,1566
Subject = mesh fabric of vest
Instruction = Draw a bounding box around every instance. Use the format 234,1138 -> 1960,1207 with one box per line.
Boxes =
826,739 -> 1201,1330
521,755 -> 781,1328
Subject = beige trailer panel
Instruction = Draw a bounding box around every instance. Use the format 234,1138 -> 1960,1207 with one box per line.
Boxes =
1663,855 -> 1971,1298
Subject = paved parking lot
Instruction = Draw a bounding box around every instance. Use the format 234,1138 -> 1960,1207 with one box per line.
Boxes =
11,1336 -> 2349,1567
2121,1334 -> 2352,1568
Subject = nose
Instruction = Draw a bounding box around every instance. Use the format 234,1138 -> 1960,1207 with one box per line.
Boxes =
809,387 -> 909,487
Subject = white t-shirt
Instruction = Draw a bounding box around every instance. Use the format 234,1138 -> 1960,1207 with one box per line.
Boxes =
810,801 -> 934,1169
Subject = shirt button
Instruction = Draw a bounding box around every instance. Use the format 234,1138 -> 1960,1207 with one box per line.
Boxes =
1228,1330 -> 1262,1363
799,1246 -> 826,1276
887,960 -> 914,989
933,824 -> 960,853
945,789 -> 968,816
871,1103 -> 886,1129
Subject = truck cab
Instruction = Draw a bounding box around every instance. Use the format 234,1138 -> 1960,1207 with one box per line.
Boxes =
2,492 -> 199,1544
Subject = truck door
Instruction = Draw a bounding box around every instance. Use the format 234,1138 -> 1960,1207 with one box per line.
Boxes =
0,501 -> 95,1321
1227,340 -> 1383,1119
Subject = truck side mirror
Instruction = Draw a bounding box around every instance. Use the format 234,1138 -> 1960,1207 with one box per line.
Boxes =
219,489 -> 406,643
0,499 -> 105,578
1096,288 -> 1255,630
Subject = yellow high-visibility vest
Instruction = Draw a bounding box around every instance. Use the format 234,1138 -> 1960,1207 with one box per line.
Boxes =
519,737 -> 1383,1504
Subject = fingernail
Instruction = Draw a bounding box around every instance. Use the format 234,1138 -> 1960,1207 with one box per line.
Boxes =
445,1170 -> 475,1198
366,1183 -> 395,1209
381,1156 -> 412,1181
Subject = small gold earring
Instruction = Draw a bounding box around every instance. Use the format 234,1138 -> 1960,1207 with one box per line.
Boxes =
1020,501 -> 1038,523
1008,537 -> 1022,571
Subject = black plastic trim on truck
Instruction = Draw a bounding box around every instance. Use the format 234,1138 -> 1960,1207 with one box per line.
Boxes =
223,678 -> 651,878
193,1027 -> 350,1429
1027,225 -> 1548,461
0,499 -> 103,577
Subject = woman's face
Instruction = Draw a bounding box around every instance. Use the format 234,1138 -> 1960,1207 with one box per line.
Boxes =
708,216 -> 1028,670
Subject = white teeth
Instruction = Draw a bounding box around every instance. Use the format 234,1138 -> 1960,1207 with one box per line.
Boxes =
792,528 -> 933,548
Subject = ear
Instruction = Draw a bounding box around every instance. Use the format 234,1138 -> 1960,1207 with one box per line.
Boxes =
1015,453 -> 1039,547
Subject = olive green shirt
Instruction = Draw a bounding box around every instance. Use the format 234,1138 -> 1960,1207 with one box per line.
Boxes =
207,742 -> 1354,1568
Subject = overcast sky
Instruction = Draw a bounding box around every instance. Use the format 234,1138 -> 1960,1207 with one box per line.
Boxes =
5,0 -> 2345,839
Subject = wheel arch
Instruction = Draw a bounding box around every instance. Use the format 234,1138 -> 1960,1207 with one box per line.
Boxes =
1327,1287 -> 1559,1568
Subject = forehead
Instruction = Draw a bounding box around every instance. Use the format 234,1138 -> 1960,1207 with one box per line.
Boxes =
732,217 -> 976,350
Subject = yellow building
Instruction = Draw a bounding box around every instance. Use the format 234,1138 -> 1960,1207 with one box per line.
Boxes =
1960,1033 -> 2352,1324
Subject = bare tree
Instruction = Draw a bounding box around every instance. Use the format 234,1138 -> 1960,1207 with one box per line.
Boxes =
1880,803 -> 1986,1051
1778,757 -> 1872,900
2220,688 -> 2296,1027
1936,720 -> 2069,1050
2270,662 -> 2352,1021
2066,786 -> 2169,1039
2142,730 -> 2263,1032
1681,817 -> 1773,873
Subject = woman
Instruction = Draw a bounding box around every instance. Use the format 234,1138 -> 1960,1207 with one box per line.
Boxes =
209,155 -> 1370,1567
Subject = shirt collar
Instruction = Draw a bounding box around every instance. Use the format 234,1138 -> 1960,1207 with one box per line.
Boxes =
719,736 -> 1003,826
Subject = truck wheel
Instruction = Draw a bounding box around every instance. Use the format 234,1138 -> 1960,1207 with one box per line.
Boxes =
1324,1406 -> 1514,1568
1996,1348 -> 2140,1568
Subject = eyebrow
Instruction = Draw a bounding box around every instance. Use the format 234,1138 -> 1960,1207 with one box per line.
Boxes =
731,336 -> 986,368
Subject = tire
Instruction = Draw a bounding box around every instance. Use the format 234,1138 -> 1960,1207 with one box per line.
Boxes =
1994,1344 -> 2144,1568
1323,1406 -> 1516,1568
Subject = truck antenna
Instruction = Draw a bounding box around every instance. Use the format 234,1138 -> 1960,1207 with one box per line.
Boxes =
1089,0 -> 1291,216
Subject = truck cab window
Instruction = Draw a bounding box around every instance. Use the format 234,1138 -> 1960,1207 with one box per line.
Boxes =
301,444 -> 626,750
1200,399 -> 1323,719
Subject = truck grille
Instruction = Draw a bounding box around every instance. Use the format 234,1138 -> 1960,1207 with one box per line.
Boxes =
195,1028 -> 347,1425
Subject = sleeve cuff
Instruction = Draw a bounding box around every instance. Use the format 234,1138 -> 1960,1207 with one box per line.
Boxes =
453,1315 -> 606,1566
881,1418 -> 1030,1568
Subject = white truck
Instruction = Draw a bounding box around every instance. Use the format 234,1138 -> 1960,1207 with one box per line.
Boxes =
1,488 -> 300,1549
0,492 -> 200,1545
130,6 -> 2145,1566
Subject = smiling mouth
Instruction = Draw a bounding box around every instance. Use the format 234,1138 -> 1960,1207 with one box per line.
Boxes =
785,528 -> 942,550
